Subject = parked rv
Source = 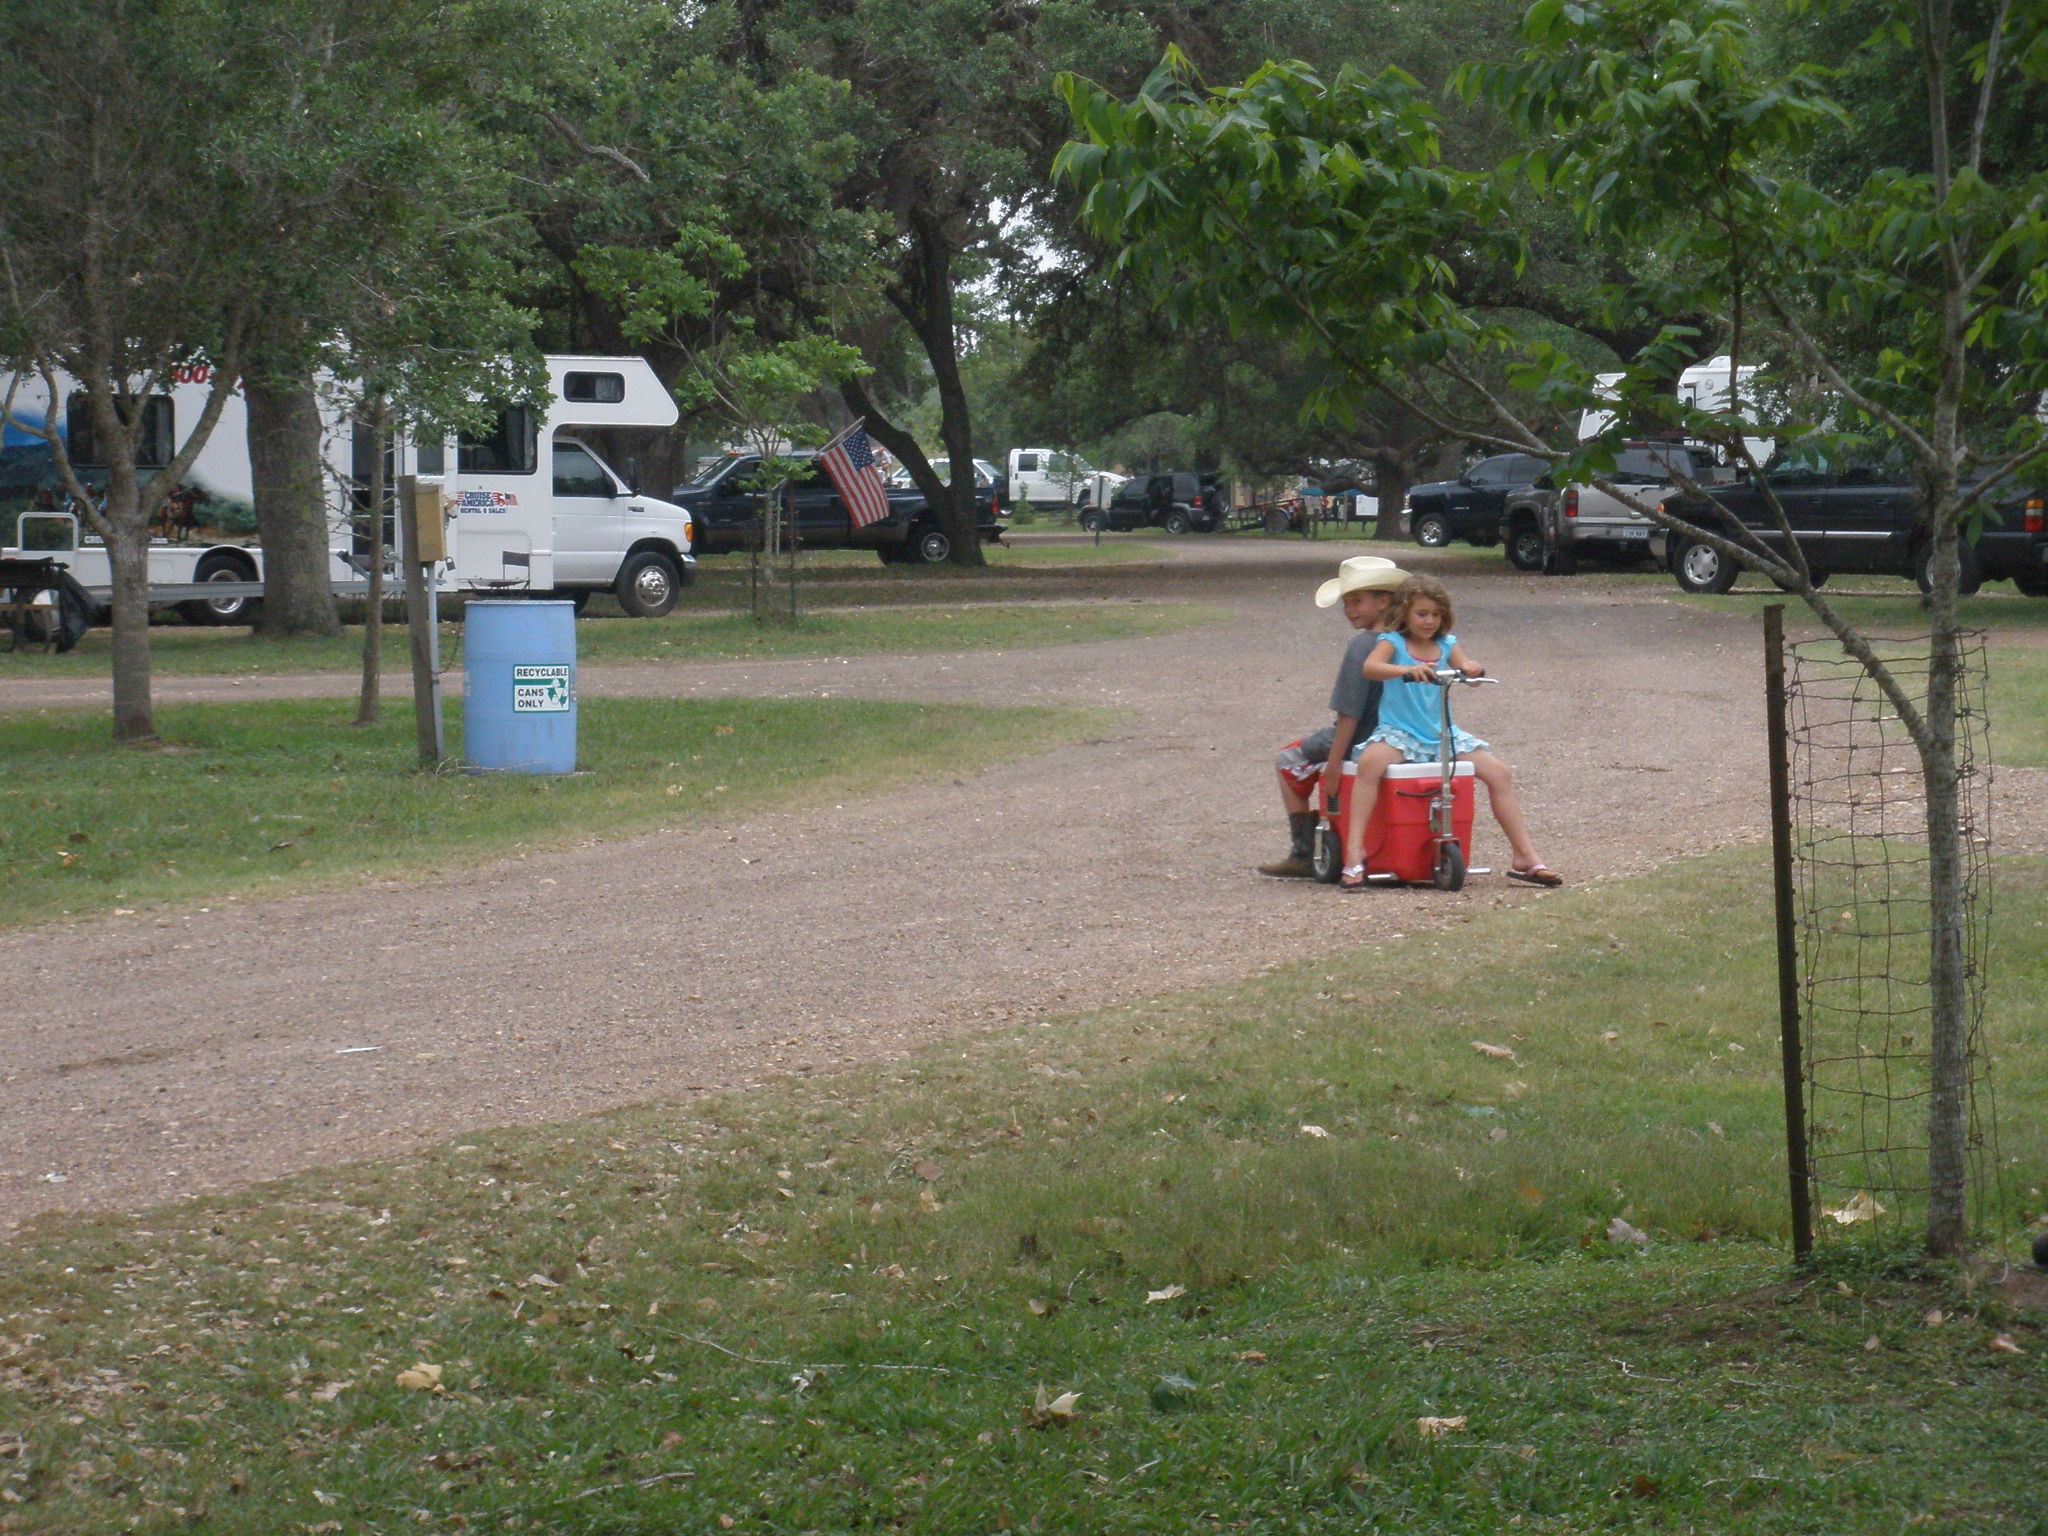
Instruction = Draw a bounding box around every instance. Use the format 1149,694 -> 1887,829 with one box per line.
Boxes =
1006,448 -> 1124,512
0,355 -> 698,621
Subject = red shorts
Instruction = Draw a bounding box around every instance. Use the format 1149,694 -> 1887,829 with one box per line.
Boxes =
1276,735 -> 1329,796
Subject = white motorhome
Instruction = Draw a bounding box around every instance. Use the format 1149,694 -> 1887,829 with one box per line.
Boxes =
1005,447 -> 1125,512
1578,356 -> 1774,465
0,354 -> 697,622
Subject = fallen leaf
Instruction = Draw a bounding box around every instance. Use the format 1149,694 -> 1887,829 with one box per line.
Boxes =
313,1489 -> 339,1506
1298,1123 -> 1330,1139
1026,1299 -> 1049,1317
1045,1391 -> 1080,1418
1601,1030 -> 1620,1043
1416,1415 -> 1468,1438
526,1272 -> 561,1289
1990,1333 -> 2025,1355
1145,1285 -> 1186,1305
1471,1041 -> 1516,1061
914,1160 -> 942,1182
395,1363 -> 444,1393
1707,1121 -> 1725,1137
918,1188 -> 942,1213
1922,1309 -> 1945,1328
1863,1335 -> 1880,1352
1607,1217 -> 1650,1247
311,1380 -> 353,1403
1236,1350 -> 1268,1364
719,1517 -> 735,1530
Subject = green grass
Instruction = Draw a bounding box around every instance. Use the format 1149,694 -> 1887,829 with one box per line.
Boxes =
0,600 -> 1224,678
1990,647 -> 2048,769
3,851 -> 2042,1533
0,696 -> 1097,928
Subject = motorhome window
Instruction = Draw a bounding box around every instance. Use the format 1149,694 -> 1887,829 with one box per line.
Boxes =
552,441 -> 614,497
64,392 -> 174,468
415,440 -> 446,475
563,372 -> 626,405
459,407 -> 538,475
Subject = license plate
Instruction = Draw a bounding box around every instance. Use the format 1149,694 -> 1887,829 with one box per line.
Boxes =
1618,526 -> 1648,540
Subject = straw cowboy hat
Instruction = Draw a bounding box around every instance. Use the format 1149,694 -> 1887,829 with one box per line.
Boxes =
1314,555 -> 1409,607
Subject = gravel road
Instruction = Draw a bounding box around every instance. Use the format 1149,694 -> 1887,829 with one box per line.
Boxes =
0,538 -> 2026,1228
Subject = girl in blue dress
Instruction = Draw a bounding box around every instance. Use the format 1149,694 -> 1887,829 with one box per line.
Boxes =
1337,575 -> 1561,890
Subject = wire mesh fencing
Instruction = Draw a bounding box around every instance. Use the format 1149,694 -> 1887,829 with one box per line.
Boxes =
1778,630 -> 1999,1251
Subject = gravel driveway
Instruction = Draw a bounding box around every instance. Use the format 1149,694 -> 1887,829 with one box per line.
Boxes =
0,538 -> 2016,1228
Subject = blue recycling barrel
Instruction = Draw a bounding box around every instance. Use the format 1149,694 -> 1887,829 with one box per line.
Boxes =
464,599 -> 577,774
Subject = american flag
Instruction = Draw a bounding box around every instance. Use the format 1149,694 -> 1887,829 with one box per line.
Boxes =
820,425 -> 891,529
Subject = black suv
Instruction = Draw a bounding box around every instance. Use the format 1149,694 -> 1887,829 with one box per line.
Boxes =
1081,471 -> 1225,534
674,452 -> 1003,565
1661,460 -> 2048,595
1406,453 -> 1548,548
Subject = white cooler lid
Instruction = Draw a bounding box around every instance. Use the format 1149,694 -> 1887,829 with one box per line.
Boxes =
1340,759 -> 1475,778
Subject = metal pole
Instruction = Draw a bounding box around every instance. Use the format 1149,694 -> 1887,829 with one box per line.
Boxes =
397,477 -> 444,769
1764,604 -> 1813,1261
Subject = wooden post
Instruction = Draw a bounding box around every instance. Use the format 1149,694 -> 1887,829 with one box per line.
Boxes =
397,475 -> 444,768
1764,604 -> 1813,1262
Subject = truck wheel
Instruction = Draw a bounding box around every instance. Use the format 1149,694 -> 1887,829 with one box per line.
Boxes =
1412,512 -> 1451,548
1432,840 -> 1467,892
1311,824 -> 1343,884
1161,509 -> 1191,536
615,551 -> 682,617
2012,571 -> 2048,597
1913,540 -> 1983,597
1077,509 -> 1102,534
1505,520 -> 1545,571
1671,537 -> 1740,594
1539,531 -> 1578,577
179,552 -> 261,626
909,526 -> 952,564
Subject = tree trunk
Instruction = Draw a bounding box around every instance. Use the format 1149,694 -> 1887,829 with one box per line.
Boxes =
892,212 -> 986,567
1370,456 -> 1411,543
105,514 -> 157,745
246,371 -> 341,638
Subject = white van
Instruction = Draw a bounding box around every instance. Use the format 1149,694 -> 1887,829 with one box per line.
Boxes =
0,355 -> 697,621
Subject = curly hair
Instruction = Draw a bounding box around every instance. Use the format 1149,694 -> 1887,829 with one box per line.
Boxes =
1389,574 -> 1454,637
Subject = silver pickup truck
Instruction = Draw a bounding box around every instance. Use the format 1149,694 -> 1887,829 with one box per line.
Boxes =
1503,442 -> 1716,575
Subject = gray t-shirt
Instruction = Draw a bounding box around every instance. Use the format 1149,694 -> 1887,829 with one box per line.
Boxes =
1329,629 -> 1384,734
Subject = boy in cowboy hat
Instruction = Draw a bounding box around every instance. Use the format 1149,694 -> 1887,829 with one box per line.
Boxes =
1259,555 -> 1409,878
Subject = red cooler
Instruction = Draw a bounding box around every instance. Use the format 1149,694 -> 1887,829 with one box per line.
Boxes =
1337,759 -> 1476,883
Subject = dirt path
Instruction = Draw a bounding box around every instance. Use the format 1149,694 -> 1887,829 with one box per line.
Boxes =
0,539 -> 2021,1228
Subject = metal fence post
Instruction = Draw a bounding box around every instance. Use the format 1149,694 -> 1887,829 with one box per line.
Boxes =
1764,604 -> 1813,1261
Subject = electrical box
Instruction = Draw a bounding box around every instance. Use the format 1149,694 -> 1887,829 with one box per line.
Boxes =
399,475 -> 449,563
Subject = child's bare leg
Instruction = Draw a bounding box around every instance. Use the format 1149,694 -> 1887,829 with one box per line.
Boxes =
1341,744 -> 1402,870
1465,750 -> 1542,870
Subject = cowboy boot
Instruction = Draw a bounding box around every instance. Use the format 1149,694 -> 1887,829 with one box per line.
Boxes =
1258,811 -> 1318,878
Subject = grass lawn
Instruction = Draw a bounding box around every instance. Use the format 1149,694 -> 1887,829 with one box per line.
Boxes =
0,600 -> 1225,679
0,696 -> 1099,928
2,851 -> 2041,1533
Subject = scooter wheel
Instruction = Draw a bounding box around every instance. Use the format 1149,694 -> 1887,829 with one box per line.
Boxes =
1432,841 -> 1467,892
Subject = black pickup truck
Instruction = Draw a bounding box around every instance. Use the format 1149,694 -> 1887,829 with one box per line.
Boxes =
674,452 -> 1003,564
1405,453 -> 1548,548
1080,471 -> 1225,533
1660,462 -> 2048,595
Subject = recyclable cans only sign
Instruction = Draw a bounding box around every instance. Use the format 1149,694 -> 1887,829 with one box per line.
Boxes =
511,664 -> 572,713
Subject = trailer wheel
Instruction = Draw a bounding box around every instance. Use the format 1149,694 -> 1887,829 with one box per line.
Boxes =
615,551 -> 683,617
1310,823 -> 1343,884
179,553 -> 261,626
1432,840 -> 1467,892
1264,508 -> 1291,536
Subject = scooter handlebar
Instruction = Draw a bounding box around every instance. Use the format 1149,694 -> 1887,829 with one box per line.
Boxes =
1431,668 -> 1499,686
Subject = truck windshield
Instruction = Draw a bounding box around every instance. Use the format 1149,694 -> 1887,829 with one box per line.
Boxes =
686,454 -> 749,488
